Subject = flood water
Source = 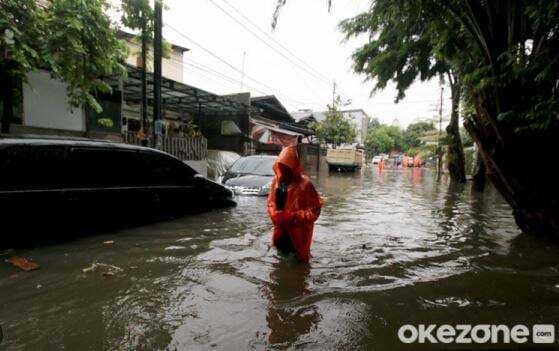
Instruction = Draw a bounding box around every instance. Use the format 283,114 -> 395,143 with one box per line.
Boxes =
1,166 -> 558,350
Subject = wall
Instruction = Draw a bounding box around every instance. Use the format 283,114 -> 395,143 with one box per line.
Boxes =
124,41 -> 184,83
23,70 -> 85,132
342,110 -> 369,145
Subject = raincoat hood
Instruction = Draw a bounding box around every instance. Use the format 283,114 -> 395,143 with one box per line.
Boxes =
273,146 -> 303,180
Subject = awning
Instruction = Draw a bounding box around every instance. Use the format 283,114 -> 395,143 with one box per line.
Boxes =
251,122 -> 303,147
107,65 -> 250,116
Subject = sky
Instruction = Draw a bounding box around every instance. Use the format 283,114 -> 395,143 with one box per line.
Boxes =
113,0 -> 453,128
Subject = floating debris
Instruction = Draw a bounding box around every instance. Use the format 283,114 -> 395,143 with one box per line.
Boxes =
82,263 -> 123,276
103,240 -> 115,245
164,245 -> 186,251
5,256 -> 40,272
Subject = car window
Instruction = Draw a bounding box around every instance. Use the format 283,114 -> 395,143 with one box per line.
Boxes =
68,147 -> 142,188
138,151 -> 196,186
229,157 -> 275,176
0,145 -> 69,191
67,147 -> 196,188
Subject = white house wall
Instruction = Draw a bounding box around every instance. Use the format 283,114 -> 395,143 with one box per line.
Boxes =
124,41 -> 184,83
23,70 -> 85,132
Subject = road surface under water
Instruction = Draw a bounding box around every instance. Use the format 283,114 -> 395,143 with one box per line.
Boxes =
1,166 -> 558,350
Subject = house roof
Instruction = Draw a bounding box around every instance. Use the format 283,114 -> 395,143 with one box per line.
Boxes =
251,95 -> 294,123
117,30 -> 190,53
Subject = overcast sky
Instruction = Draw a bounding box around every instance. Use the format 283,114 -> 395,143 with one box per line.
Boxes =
114,0 -> 452,127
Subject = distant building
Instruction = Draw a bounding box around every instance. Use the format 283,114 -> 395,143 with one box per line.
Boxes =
117,31 -> 189,84
291,108 -> 370,146
341,109 -> 370,146
391,117 -> 401,128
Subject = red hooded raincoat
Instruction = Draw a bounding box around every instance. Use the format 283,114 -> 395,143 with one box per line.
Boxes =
267,146 -> 322,262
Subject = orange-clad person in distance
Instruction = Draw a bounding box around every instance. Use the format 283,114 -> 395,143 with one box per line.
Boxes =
267,146 -> 322,263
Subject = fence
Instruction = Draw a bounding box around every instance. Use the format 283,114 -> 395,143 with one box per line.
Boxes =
124,133 -> 208,161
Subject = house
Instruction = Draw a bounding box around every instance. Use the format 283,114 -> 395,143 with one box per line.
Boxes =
250,95 -> 314,153
117,31 -> 188,84
196,94 -> 315,156
6,30 -> 249,163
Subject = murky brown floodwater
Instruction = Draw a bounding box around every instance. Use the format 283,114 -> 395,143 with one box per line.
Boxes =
1,166 -> 559,350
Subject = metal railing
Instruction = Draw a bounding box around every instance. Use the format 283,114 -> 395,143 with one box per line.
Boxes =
124,132 -> 208,161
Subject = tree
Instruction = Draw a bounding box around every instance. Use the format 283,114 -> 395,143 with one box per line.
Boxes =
1,0 -> 46,133
311,98 -> 356,147
368,116 -> 381,131
345,0 -> 559,236
383,125 -> 404,151
0,0 -> 126,133
365,126 -> 394,154
340,0 -> 466,183
121,0 -> 154,141
403,121 -> 436,151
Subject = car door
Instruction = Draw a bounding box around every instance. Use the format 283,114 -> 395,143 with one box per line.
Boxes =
66,146 -> 160,224
137,150 -> 198,215
0,143 -> 72,234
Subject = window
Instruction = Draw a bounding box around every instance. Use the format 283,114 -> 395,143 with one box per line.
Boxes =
0,145 -> 68,190
229,157 -> 275,176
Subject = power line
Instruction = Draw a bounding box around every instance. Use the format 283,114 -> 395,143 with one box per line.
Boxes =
125,41 -> 271,96
164,22 -> 320,107
209,0 -> 331,86
218,0 -> 332,83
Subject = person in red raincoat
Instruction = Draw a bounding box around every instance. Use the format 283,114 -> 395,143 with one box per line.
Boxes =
267,146 -> 322,263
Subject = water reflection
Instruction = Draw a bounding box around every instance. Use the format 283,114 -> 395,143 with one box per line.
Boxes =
264,260 -> 319,346
2,167 -> 559,350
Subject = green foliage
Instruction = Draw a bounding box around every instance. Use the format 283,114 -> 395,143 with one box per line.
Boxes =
384,125 -> 403,151
340,1 -> 451,102
368,117 -> 380,131
1,0 -> 47,81
311,101 -> 356,146
1,0 -> 127,113
403,121 -> 436,150
97,118 -> 114,128
46,0 -> 127,112
365,126 -> 394,154
121,0 -> 154,38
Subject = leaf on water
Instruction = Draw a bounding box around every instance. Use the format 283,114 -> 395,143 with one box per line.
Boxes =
5,256 -> 40,272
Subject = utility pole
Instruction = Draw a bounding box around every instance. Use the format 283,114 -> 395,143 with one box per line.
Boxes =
332,80 -> 336,107
240,51 -> 246,92
438,87 -> 444,178
140,19 -> 148,146
153,0 -> 163,148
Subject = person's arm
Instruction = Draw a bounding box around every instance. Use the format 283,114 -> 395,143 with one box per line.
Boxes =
267,178 -> 285,226
291,180 -> 322,224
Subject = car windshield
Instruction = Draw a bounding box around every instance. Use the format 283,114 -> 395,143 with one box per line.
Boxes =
229,157 -> 275,176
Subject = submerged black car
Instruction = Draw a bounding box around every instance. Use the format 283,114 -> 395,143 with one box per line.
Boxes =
0,138 -> 234,247
222,155 -> 276,196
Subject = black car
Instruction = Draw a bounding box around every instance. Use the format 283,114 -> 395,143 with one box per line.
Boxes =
222,155 -> 276,196
0,138 -> 234,247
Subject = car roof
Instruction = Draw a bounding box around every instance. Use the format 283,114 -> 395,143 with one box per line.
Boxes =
0,137 -> 169,156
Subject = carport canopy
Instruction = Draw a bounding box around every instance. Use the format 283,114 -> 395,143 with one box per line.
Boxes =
109,65 -> 250,116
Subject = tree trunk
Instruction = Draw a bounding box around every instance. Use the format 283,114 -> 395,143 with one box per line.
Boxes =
445,74 -> 466,183
464,104 -> 559,237
472,147 -> 486,192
